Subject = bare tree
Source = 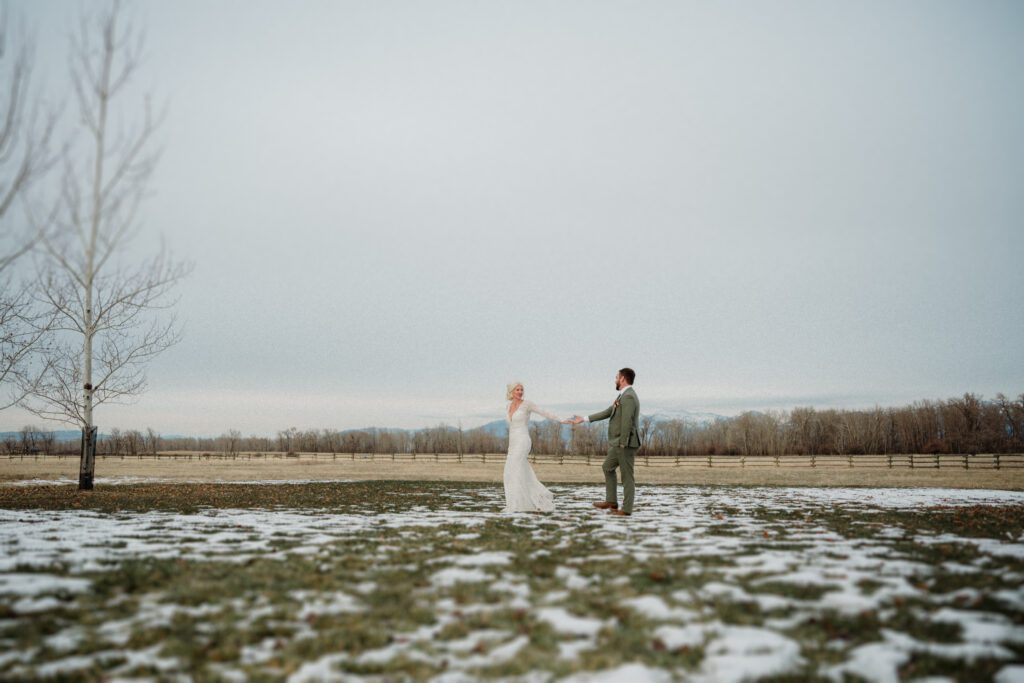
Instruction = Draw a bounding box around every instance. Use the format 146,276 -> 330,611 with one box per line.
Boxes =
106,426 -> 122,456
638,415 -> 654,454
278,427 -> 298,454
144,426 -> 159,455
124,428 -> 141,456
18,423 -> 37,454
0,3 -> 58,410
20,2 -> 190,489
321,428 -> 340,454
37,428 -> 54,455
223,429 -> 240,456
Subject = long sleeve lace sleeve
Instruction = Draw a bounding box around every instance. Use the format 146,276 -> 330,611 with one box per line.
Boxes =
526,401 -> 562,422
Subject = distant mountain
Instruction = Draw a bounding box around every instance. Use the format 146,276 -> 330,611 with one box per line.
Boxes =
474,409 -> 725,440
340,427 -> 425,435
0,429 -> 193,443
479,420 -> 510,438
643,409 -> 725,426
0,430 -> 82,443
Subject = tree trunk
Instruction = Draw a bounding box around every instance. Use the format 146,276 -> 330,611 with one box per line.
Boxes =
79,425 -> 97,490
77,19 -> 111,491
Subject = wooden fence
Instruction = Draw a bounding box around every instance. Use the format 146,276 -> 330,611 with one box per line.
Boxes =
6,451 -> 1024,470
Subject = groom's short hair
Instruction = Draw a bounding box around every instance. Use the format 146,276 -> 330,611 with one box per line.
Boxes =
619,367 -> 636,384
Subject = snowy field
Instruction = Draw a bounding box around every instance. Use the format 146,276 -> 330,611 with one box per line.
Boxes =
0,481 -> 1023,682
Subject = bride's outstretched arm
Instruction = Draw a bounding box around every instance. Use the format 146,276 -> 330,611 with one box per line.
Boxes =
526,401 -> 563,422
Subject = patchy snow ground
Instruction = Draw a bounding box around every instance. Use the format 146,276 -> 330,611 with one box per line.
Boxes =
0,484 -> 1022,681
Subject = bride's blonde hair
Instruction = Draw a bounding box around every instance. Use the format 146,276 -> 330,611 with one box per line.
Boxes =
506,382 -> 524,401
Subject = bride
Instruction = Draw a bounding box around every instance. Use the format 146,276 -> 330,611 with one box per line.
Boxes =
504,382 -> 567,513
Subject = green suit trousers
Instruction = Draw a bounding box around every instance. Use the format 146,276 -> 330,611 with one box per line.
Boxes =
603,445 -> 638,513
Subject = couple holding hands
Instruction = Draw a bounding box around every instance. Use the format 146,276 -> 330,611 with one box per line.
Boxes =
503,367 -> 640,515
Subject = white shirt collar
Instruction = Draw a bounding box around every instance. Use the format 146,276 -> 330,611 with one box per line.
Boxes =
619,384 -> 632,395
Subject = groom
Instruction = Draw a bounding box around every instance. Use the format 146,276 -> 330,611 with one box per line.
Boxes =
571,368 -> 640,516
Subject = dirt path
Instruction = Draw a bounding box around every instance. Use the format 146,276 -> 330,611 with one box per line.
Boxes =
2,455 -> 1022,489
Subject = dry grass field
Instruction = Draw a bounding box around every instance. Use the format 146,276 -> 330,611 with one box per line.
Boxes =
2,453 -> 1023,489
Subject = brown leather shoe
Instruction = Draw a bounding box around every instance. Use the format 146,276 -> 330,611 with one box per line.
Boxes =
593,501 -> 618,510
609,509 -> 631,516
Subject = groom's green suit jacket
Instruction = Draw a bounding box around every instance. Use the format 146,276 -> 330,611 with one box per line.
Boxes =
588,387 -> 641,449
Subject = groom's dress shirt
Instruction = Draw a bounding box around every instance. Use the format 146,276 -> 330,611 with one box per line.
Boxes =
582,385 -> 632,423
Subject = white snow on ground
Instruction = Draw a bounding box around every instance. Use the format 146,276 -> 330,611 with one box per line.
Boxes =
0,573 -> 91,596
654,623 -> 712,650
537,607 -> 610,637
44,626 -> 86,653
621,595 -> 697,622
560,663 -> 675,682
932,608 -> 1024,645
556,566 -> 594,591
0,483 -> 1022,681
697,625 -> 804,683
431,567 -> 490,587
824,626 -> 1022,683
448,551 -> 513,567
995,665 -> 1024,683
824,635 -> 911,683
290,590 -> 362,619
440,629 -> 511,653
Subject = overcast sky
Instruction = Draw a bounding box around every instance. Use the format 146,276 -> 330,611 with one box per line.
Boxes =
3,0 -> 1022,435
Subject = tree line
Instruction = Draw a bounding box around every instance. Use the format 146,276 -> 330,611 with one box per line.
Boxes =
7,392 -> 1021,458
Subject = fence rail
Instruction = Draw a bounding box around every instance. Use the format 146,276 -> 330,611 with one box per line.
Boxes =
5,451 -> 1024,469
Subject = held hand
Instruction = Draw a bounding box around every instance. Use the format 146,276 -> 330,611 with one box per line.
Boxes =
571,416 -> 585,425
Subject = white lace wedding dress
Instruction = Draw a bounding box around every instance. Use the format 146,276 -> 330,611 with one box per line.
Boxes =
503,401 -> 560,512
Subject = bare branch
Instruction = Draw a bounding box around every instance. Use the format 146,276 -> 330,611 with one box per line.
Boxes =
0,3 -> 59,410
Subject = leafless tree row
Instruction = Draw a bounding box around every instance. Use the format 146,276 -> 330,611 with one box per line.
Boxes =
1,425 -> 56,455
643,393 -> 1024,457
21,390 -> 1014,458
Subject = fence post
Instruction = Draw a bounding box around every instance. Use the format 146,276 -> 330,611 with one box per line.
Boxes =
740,456 -> 745,469
963,453 -> 968,470
910,454 -> 914,469
995,453 -> 1001,470
707,455 -> 712,468
888,453 -> 892,468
